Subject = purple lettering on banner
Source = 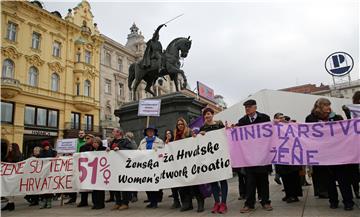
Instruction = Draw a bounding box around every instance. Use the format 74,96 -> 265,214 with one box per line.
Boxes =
354,119 -> 360,134
262,124 -> 273,137
256,125 -> 262,139
339,121 -> 351,135
270,147 -> 277,164
306,150 -> 319,165
226,119 -> 360,167
291,138 -> 303,165
297,124 -> 309,138
278,138 -> 289,164
230,128 -> 238,142
239,127 -> 244,141
284,125 -> 296,138
324,122 -> 337,137
311,123 -> 324,137
275,123 -> 285,139
244,126 -> 255,140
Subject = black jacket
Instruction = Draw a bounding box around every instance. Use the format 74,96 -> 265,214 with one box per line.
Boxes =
305,112 -> 343,123
110,138 -> 133,150
39,149 -> 57,158
94,146 -> 106,151
236,111 -> 272,173
200,120 -> 225,133
79,143 -> 93,153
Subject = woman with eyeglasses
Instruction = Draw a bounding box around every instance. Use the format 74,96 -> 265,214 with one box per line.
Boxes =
198,107 -> 227,214
162,129 -> 180,209
174,117 -> 205,213
306,98 -> 354,211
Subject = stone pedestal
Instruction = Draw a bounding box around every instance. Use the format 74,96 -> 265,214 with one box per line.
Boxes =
114,92 -> 206,143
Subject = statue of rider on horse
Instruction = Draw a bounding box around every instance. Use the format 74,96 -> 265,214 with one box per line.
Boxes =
128,19 -> 192,100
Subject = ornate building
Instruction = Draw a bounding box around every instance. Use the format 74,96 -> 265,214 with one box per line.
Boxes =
1,1 -> 103,156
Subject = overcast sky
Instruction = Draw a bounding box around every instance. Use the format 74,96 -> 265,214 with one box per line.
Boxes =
43,0 -> 359,106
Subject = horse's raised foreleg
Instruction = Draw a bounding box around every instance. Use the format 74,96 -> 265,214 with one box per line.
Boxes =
132,79 -> 141,100
145,81 -> 156,97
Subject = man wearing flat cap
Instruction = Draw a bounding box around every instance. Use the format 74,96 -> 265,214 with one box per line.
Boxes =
236,99 -> 273,213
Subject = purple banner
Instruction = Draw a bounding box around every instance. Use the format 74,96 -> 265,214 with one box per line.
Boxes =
227,118 -> 360,167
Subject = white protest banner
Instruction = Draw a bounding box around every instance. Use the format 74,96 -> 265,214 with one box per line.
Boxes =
56,139 -> 77,153
347,104 -> 360,118
73,129 -> 233,191
138,99 -> 161,116
1,156 -> 76,196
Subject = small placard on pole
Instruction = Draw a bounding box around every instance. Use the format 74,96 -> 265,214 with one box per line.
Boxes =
138,99 -> 161,117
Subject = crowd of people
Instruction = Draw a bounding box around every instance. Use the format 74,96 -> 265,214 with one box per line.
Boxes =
1,91 -> 360,214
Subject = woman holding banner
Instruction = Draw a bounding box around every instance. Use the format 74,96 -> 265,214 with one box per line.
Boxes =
199,107 -> 228,214
138,125 -> 164,208
91,137 -> 106,209
39,140 -> 57,209
273,113 -> 302,203
174,117 -> 205,212
1,143 -> 22,211
163,129 -> 181,209
306,98 -> 354,211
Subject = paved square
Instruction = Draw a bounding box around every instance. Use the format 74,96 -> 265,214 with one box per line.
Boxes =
2,177 -> 359,217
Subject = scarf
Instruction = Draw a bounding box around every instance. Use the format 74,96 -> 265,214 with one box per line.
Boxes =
145,136 -> 156,150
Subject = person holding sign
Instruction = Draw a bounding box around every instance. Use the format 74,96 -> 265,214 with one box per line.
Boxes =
342,91 -> 360,199
108,128 -> 133,211
306,98 -> 354,211
91,137 -> 106,209
139,125 -> 165,208
198,107 -> 227,214
1,143 -> 22,211
77,134 -> 94,208
39,141 -> 57,209
164,129 -> 181,209
174,117 -> 205,213
237,99 -> 273,213
65,130 -> 86,205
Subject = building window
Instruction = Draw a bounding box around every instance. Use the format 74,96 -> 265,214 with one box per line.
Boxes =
2,59 -> 14,78
1,101 -> 14,123
36,108 -> 47,126
71,112 -> 80,129
52,41 -> 61,57
105,53 -> 111,66
85,50 -> 91,64
119,83 -> 124,97
51,73 -> 59,92
7,22 -> 17,41
76,52 -> 81,63
84,80 -> 91,96
48,110 -> 58,128
75,83 -> 80,96
84,114 -> 93,131
32,32 -> 41,50
24,106 -> 35,125
28,66 -> 38,87
24,106 -> 58,128
118,58 -> 123,71
105,79 -> 111,94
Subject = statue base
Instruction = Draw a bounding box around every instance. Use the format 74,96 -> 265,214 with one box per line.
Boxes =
114,92 -> 206,143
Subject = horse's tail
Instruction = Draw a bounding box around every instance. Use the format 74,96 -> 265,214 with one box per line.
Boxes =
128,63 -> 135,91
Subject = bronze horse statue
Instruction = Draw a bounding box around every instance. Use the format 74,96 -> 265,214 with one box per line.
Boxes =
128,37 -> 192,99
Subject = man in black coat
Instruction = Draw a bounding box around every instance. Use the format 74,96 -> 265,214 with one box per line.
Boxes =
77,134 -> 94,208
237,100 -> 273,213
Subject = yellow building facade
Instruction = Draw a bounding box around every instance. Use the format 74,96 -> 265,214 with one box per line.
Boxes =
1,1 -> 103,157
